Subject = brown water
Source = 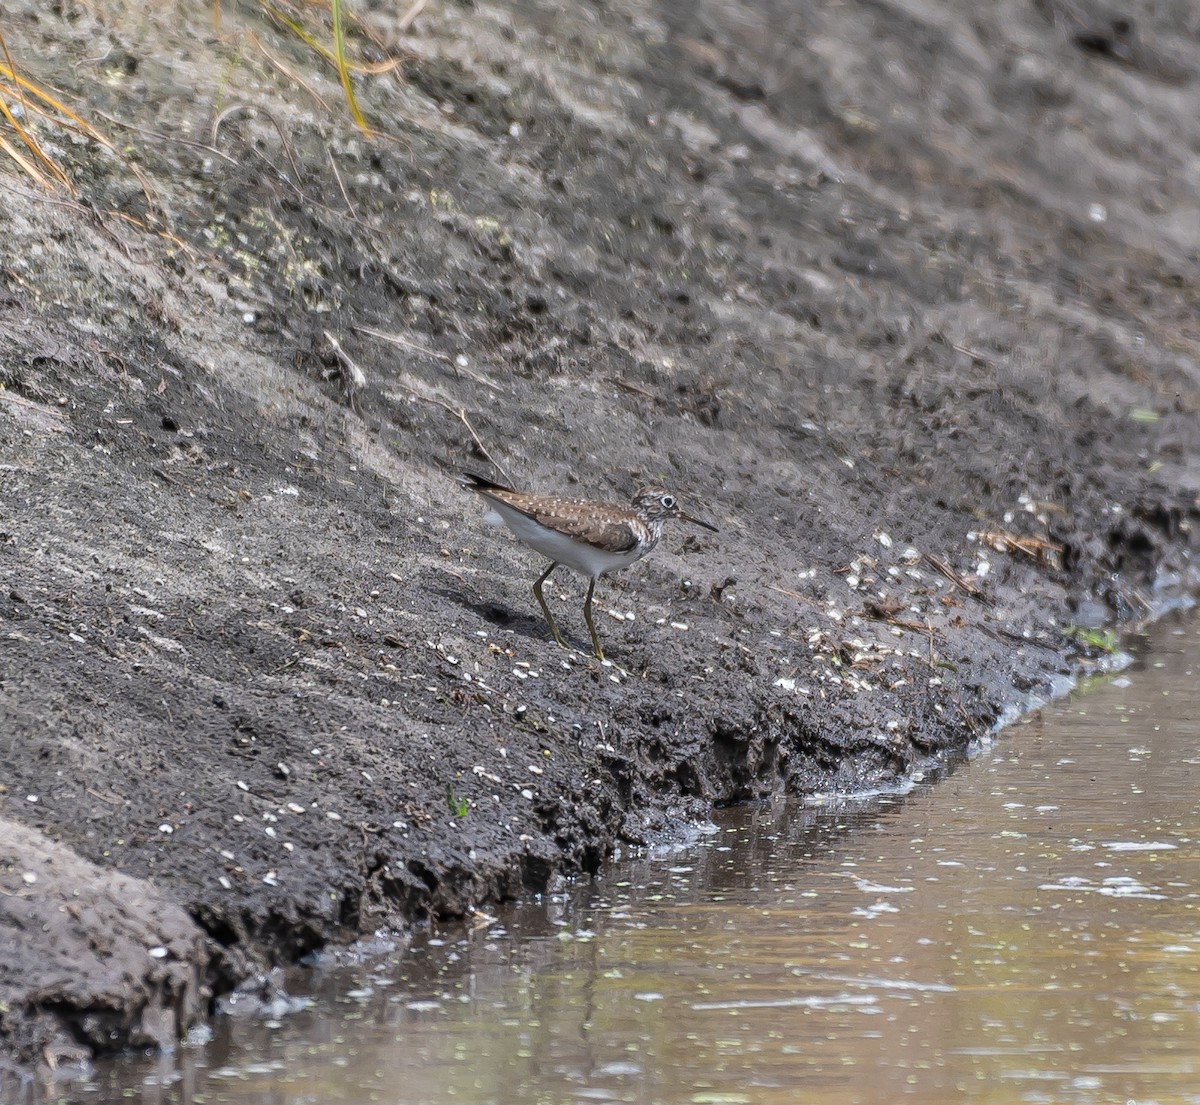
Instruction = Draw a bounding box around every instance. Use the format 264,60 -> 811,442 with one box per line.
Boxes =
72,609 -> 1200,1105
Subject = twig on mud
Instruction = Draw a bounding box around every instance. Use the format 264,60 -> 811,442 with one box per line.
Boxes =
355,324 -> 452,362
327,145 -> 358,219
950,341 -> 994,366
2,177 -> 196,260
922,551 -> 987,601
94,110 -> 238,164
0,389 -> 70,432
863,595 -> 932,635
391,377 -> 511,483
397,0 -> 429,33
210,103 -> 302,183
251,32 -> 333,113
101,208 -> 198,261
608,376 -> 655,399
323,329 -> 366,414
954,697 -> 983,738
354,325 -> 503,393
768,583 -> 820,606
974,529 -> 1064,565
979,623 -> 1057,650
450,406 -> 509,482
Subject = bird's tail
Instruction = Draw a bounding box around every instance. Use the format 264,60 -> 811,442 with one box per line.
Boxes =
457,471 -> 513,494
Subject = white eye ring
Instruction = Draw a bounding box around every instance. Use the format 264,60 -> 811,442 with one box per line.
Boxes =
661,495 -> 676,509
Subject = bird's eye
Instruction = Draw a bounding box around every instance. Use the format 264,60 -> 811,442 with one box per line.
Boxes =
661,495 -> 676,509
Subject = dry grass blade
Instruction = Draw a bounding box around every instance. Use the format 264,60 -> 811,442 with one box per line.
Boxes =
0,29 -> 160,213
261,0 -> 338,62
260,1 -> 403,76
394,377 -> 511,484
257,0 -> 402,138
922,552 -> 986,601
0,28 -> 72,190
0,130 -> 54,189
397,0 -> 429,34
331,0 -> 371,134
251,32 -> 333,113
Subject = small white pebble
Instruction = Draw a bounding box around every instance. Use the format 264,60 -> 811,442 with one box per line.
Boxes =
286,802 -> 305,814
148,946 -> 169,959
158,823 -> 174,834
521,788 -> 534,799
326,811 -> 342,821
876,532 -> 893,548
218,875 -> 232,890
237,781 -> 249,792
22,872 -> 37,885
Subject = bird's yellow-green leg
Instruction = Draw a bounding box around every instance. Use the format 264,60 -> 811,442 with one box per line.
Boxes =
582,577 -> 605,661
532,562 -> 568,649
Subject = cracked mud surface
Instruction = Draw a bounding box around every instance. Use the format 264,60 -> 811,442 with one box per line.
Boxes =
1,0 -> 1198,1079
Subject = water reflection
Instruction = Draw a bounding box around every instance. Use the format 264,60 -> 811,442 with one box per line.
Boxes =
80,610 -> 1200,1104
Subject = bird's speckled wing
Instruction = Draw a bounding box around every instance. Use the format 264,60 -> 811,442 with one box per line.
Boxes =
489,491 -> 642,554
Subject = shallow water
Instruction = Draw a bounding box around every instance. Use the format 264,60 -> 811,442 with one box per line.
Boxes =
74,609 -> 1199,1104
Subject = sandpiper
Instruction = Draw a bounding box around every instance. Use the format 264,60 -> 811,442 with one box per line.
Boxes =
458,471 -> 718,660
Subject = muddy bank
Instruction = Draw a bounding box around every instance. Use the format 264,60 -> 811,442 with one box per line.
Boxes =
1,0 -> 1198,1081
